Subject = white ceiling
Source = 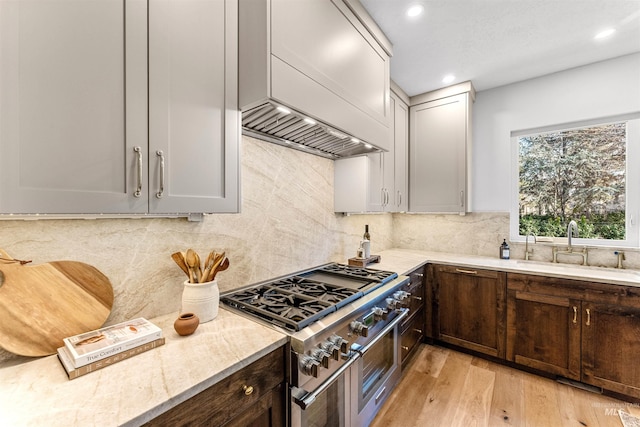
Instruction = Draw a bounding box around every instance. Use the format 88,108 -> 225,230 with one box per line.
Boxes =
360,0 -> 640,97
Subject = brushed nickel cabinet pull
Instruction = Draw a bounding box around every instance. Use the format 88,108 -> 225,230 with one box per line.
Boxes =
398,190 -> 402,207
412,296 -> 423,301
460,190 -> 464,207
156,150 -> 165,199
572,306 -> 577,324
586,308 -> 591,326
455,268 -> 477,275
134,146 -> 142,198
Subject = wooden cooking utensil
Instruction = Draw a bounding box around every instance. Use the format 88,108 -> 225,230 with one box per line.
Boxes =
171,252 -> 190,278
201,251 -> 215,283
211,256 -> 229,281
185,249 -> 199,283
208,252 -> 226,282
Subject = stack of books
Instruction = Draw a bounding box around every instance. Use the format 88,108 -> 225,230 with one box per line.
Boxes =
57,318 -> 164,380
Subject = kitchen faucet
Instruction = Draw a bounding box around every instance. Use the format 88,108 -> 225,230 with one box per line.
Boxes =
524,234 -> 536,260
553,220 -> 588,265
567,220 -> 578,251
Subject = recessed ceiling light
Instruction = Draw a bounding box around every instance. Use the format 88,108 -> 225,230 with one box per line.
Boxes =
442,74 -> 455,84
406,4 -> 424,18
594,28 -> 616,39
276,106 -> 291,114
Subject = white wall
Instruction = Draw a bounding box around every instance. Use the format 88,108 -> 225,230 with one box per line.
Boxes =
472,52 -> 640,212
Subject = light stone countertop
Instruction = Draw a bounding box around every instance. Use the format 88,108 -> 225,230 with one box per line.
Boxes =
0,308 -> 287,427
374,248 -> 640,287
2,248 -> 639,427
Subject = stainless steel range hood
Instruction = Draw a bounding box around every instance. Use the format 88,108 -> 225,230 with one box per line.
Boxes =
242,102 -> 383,159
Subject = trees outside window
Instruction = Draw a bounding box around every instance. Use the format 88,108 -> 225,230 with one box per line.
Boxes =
518,122 -> 626,240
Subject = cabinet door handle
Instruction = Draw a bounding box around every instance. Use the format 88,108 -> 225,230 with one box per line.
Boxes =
411,296 -> 423,301
460,190 -> 464,208
455,268 -> 477,275
156,150 -> 165,199
401,346 -> 409,351
397,190 -> 402,207
572,306 -> 577,324
585,308 -> 591,326
242,385 -> 254,396
134,146 -> 143,198
413,329 -> 423,334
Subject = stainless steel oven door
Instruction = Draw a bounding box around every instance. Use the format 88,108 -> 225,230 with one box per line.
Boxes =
351,308 -> 408,426
290,353 -> 359,427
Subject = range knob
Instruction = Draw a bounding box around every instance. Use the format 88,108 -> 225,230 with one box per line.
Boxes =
319,340 -> 340,361
393,291 -> 411,308
349,320 -> 369,337
299,355 -> 320,377
371,306 -> 388,321
311,348 -> 331,368
386,297 -> 401,311
328,334 -> 349,354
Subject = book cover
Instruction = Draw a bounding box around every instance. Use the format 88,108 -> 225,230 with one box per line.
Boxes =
63,318 -> 163,367
57,338 -> 165,380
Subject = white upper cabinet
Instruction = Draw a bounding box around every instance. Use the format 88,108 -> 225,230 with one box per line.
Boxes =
239,0 -> 392,152
409,82 -> 475,214
391,86 -> 409,212
0,0 -> 239,216
334,82 -> 409,213
148,0 -> 239,214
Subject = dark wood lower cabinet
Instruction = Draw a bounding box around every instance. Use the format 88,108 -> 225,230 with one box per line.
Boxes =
432,264 -> 506,358
582,302 -> 640,398
144,346 -> 286,427
507,288 -> 582,379
507,272 -> 640,399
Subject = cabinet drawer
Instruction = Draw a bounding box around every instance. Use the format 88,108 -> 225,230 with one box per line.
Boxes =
145,346 -> 285,427
401,314 -> 424,364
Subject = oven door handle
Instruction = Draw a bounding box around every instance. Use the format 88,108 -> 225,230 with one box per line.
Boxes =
292,352 -> 361,410
355,308 -> 409,355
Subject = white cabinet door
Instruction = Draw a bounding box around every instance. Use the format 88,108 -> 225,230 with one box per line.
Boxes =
368,153 -> 385,212
334,156 -> 369,213
390,91 -> 408,212
0,0 -> 148,214
409,93 -> 469,213
148,0 -> 239,214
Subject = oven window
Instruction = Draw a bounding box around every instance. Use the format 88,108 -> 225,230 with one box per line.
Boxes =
303,376 -> 346,427
361,330 -> 395,405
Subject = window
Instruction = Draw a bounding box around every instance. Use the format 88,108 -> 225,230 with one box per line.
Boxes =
511,113 -> 640,247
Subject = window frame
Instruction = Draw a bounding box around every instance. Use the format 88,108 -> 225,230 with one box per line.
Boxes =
510,113 -> 640,248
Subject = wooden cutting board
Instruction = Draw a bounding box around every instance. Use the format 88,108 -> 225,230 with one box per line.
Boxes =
0,250 -> 114,357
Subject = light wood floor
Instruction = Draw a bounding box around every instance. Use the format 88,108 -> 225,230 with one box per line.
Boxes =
371,344 -> 640,427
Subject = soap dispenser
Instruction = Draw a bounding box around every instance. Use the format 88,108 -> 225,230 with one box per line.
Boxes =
500,239 -> 510,260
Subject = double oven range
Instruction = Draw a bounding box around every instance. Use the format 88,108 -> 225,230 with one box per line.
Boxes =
221,262 -> 411,427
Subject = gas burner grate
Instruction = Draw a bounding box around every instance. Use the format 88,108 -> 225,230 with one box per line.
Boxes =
317,263 -> 398,284
221,285 -> 339,331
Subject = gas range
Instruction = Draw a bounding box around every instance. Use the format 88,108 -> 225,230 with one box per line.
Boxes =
220,262 -> 410,382
221,262 -> 411,426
